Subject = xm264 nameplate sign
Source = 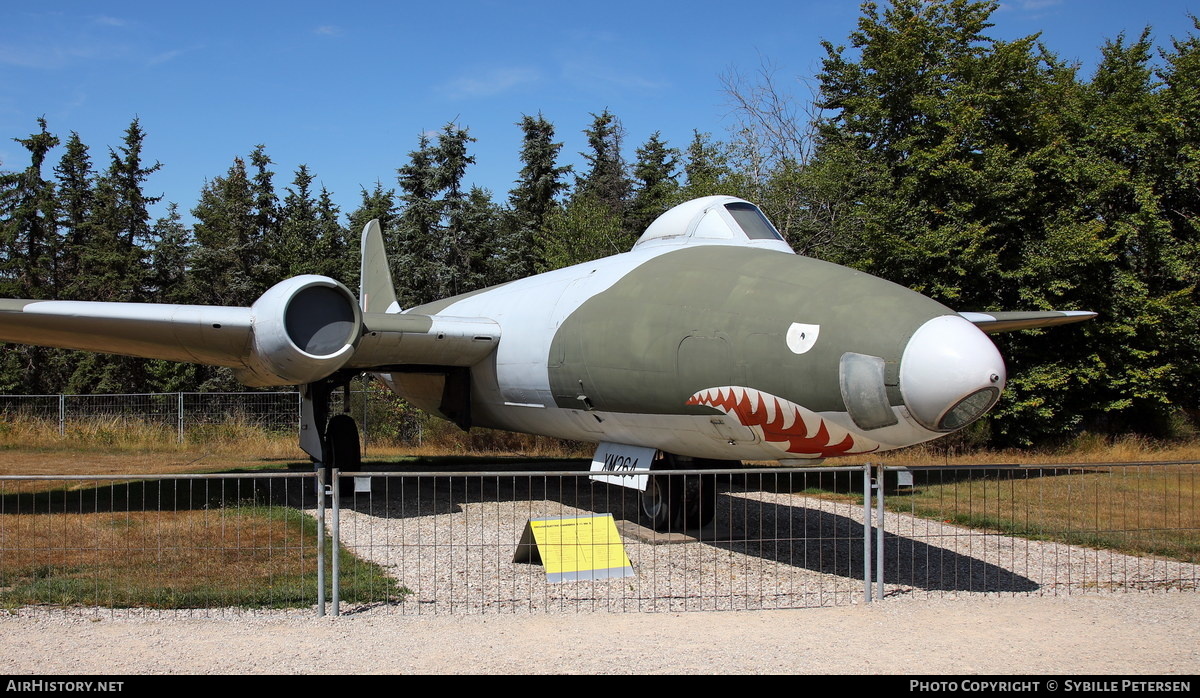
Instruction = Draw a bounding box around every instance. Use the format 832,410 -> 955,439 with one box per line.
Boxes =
588,442 -> 656,491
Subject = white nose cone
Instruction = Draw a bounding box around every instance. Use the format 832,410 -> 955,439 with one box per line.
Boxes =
900,315 -> 1006,432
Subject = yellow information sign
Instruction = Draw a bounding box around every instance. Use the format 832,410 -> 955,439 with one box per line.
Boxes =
513,514 -> 635,583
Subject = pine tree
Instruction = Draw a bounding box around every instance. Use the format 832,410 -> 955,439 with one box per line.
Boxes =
0,118 -> 59,393
144,203 -> 198,391
315,186 -> 353,286
278,164 -> 321,278
680,130 -> 733,200
505,114 -> 570,279
459,185 -> 502,289
148,202 -> 191,303
248,145 -> 281,290
0,118 -> 59,300
537,110 -> 634,268
435,124 -> 481,297
396,133 -> 442,305
82,118 -> 161,303
53,132 -> 94,298
394,124 -> 492,304
575,110 -> 630,219
348,182 -> 397,238
188,156 -> 260,306
628,131 -> 680,234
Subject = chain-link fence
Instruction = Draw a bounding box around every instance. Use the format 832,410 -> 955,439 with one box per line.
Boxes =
878,463 -> 1200,598
0,472 -> 321,613
334,467 -> 871,613
0,385 -> 429,447
0,392 -> 301,440
0,461 -> 1196,615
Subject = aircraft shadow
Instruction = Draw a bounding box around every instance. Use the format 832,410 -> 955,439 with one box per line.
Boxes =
763,465 -> 1112,497
0,472 -> 299,515
703,490 -> 1040,593
336,470 -> 1039,594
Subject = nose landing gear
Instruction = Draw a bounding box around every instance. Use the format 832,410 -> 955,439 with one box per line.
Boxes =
302,376 -> 363,478
325,413 -> 361,473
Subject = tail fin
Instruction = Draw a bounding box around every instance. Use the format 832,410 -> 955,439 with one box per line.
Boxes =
359,219 -> 400,313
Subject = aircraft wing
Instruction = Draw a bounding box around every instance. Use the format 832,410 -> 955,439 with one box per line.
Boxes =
0,277 -> 500,387
959,311 -> 1096,333
0,297 -> 253,365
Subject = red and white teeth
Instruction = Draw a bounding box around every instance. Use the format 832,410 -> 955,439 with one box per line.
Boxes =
687,386 -> 877,457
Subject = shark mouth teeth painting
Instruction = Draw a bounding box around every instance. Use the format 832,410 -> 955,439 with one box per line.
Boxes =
687,386 -> 878,457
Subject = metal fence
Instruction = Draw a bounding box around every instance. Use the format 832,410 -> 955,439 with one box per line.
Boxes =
0,472 -> 315,614
878,462 -> 1200,598
1,462 -> 1195,615
0,388 -> 424,447
333,467 -> 871,613
0,392 -> 303,440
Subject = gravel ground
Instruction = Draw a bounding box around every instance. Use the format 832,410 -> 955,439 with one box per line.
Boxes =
1,595 -> 1197,674
2,475 -> 1197,674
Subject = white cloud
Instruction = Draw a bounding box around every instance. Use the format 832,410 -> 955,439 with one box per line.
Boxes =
314,25 -> 344,36
997,0 -> 1063,12
440,67 -> 541,99
561,61 -> 667,92
148,48 -> 186,66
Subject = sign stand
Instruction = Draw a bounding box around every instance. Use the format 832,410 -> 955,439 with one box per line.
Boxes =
514,514 -> 635,583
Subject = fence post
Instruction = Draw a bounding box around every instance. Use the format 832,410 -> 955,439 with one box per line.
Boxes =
863,463 -> 873,603
331,469 -> 341,616
361,377 -> 369,456
177,393 -> 184,444
316,467 -> 326,617
876,463 -> 885,601
58,394 -> 65,436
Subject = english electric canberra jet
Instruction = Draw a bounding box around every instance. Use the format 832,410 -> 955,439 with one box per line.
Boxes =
0,196 -> 1094,529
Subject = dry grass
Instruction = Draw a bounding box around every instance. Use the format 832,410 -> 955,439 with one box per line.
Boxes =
0,417 -> 401,608
884,463 -> 1200,563
0,415 -> 591,462
0,504 -> 400,608
0,416 -> 303,459
873,433 -> 1200,466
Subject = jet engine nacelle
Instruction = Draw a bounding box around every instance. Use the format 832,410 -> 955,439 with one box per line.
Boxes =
235,276 -> 363,387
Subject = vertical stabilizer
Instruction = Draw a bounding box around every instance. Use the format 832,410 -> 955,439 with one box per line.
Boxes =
359,219 -> 400,313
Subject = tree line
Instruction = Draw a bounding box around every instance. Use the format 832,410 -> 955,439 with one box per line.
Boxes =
0,109 -> 721,393
2,0 -> 1197,447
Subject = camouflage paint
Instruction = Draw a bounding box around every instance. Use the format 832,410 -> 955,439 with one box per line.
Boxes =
546,245 -> 952,418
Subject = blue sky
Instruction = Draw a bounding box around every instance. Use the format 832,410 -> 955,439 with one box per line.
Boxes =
2,0 -> 1198,225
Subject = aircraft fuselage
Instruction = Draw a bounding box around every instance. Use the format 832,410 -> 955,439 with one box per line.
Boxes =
393,239 -> 1005,464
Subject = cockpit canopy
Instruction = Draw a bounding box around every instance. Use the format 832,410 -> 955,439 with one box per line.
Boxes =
631,195 -> 795,254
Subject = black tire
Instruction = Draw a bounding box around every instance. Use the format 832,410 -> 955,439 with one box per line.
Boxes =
641,472 -> 717,532
687,473 -> 717,529
641,474 -> 675,531
325,413 -> 361,474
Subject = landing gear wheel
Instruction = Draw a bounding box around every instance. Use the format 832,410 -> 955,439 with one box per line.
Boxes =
641,472 -> 717,532
325,413 -> 361,476
641,475 -> 672,531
